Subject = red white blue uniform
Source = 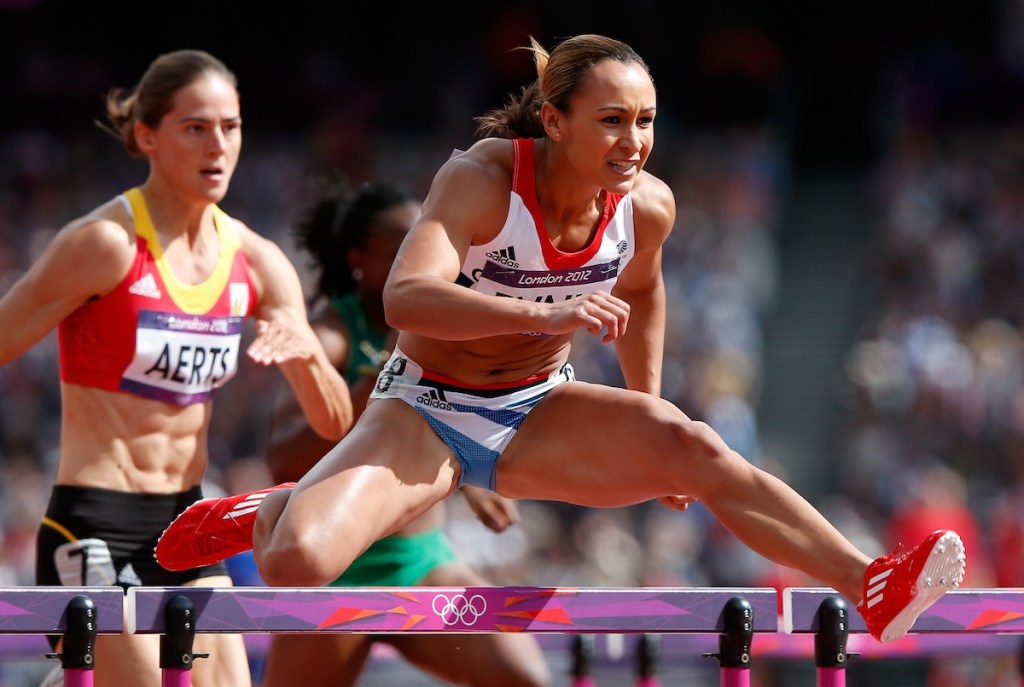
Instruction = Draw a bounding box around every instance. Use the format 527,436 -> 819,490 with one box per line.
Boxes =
372,138 -> 636,489
455,137 -> 635,336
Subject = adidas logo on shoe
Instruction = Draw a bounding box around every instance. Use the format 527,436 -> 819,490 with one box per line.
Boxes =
223,489 -> 274,520
155,483 -> 295,571
863,567 -> 894,609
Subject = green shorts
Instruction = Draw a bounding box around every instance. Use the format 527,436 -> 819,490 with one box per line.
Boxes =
329,527 -> 457,587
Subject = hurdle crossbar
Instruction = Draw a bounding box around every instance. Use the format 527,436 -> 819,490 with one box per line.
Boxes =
0,587 -> 124,634
785,587 -> 1024,635
127,586 -> 778,635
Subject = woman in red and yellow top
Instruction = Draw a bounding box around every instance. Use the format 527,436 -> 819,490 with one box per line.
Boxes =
0,49 -> 351,687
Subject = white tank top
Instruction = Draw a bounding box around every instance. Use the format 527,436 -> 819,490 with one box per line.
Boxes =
456,138 -> 636,317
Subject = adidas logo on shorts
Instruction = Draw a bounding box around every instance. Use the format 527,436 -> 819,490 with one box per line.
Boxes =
416,388 -> 454,411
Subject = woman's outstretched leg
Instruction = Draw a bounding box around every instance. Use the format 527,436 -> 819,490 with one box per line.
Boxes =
495,382 -> 966,643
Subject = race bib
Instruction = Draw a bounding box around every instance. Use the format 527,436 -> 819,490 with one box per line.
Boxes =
120,310 -> 245,405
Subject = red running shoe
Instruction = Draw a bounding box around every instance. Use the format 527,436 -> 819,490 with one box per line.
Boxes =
857,529 -> 966,642
155,483 -> 296,571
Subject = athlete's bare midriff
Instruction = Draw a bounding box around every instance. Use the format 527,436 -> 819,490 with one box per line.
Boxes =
57,382 -> 211,493
395,331 -> 574,386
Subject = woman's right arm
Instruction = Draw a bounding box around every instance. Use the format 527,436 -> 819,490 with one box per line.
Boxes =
382,143 -> 531,340
242,228 -> 354,441
0,218 -> 133,364
266,308 -> 353,482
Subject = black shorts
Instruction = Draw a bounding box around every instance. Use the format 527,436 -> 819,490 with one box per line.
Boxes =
37,484 -> 229,589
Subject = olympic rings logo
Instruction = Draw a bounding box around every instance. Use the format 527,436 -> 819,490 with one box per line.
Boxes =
431,593 -> 488,626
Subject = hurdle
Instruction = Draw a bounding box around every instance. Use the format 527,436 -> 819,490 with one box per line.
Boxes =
128,586 -> 777,687
0,587 -> 124,687
784,587 -> 1024,687
7,585 -> 1024,684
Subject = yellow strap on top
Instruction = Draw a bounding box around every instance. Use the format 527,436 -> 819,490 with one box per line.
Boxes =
124,187 -> 240,314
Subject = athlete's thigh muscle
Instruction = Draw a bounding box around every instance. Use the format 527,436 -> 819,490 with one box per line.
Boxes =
302,397 -> 460,493
496,380 -> 689,506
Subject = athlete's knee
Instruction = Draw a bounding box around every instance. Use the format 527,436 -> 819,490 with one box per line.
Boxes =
256,518 -> 346,587
254,496 -> 340,586
252,489 -> 289,552
669,416 -> 750,498
257,536 -> 337,587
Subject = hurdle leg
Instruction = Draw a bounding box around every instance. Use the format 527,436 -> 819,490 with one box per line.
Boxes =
46,595 -> 98,687
814,596 -> 850,687
570,633 -> 597,687
703,596 -> 753,687
634,633 -> 660,687
1018,635 -> 1024,687
159,595 -> 208,687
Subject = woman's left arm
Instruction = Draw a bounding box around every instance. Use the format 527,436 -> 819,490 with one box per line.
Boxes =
618,176 -> 698,512
242,225 -> 354,441
611,174 -> 676,396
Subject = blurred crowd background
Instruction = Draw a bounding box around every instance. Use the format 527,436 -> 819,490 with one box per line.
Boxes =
2,0 -> 1024,684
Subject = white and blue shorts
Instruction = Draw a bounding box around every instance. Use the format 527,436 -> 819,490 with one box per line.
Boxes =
370,348 -> 575,490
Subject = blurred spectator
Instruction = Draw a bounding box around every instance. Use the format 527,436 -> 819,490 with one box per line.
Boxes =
885,463 -> 996,587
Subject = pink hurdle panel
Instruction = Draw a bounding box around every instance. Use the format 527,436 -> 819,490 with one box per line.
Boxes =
129,586 -> 777,687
